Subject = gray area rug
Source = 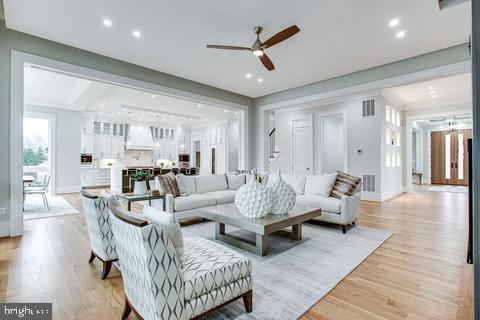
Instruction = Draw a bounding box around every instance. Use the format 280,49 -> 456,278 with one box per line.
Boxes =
23,194 -> 79,220
182,221 -> 392,320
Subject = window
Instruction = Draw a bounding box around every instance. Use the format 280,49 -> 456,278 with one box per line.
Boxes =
385,105 -> 391,122
386,128 -> 391,145
396,112 -> 401,126
396,152 -> 401,167
391,109 -> 396,125
386,152 -> 391,167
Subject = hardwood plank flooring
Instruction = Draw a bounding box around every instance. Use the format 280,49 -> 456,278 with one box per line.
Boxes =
0,188 -> 472,319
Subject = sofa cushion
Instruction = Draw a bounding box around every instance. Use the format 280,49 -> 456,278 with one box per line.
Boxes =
278,174 -> 306,195
176,174 -> 197,195
226,174 -> 245,190
296,194 -> 341,213
182,236 -> 252,300
331,171 -> 362,199
304,173 -> 337,197
195,174 -> 228,194
202,190 -> 236,205
174,194 -> 217,212
142,205 -> 184,265
158,172 -> 180,197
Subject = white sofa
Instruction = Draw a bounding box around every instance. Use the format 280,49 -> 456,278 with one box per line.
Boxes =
153,173 -> 361,233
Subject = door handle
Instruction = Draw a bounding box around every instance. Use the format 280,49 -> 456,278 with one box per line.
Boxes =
455,163 -> 458,168
451,163 -> 453,168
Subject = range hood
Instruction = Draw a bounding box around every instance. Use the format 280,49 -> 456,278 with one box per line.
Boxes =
126,125 -> 155,150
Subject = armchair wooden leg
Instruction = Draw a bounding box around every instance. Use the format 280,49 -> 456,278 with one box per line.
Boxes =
88,251 -> 96,263
342,225 -> 346,234
101,260 -> 113,280
243,290 -> 253,313
121,297 -> 132,320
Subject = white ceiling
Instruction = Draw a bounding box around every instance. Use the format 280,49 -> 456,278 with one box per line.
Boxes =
4,0 -> 470,98
384,73 -> 472,109
24,65 -> 237,127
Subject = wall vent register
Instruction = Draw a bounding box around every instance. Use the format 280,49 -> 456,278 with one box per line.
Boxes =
362,99 -> 375,117
362,174 -> 376,192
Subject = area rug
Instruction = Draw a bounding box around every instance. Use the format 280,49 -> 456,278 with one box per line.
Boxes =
427,185 -> 468,194
182,222 -> 392,320
23,194 -> 79,220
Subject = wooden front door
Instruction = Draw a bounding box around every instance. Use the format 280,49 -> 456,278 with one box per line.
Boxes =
431,129 -> 471,186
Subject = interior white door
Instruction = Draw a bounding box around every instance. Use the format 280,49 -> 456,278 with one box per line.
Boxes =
320,115 -> 345,173
292,116 -> 313,175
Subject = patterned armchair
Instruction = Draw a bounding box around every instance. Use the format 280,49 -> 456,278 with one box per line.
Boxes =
81,191 -> 118,279
109,205 -> 253,320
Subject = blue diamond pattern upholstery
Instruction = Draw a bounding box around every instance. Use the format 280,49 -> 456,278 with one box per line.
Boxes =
109,207 -> 253,320
81,194 -> 117,261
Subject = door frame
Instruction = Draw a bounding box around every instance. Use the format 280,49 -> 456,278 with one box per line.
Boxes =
10,51 -> 250,237
405,108 -> 471,193
23,111 -> 56,197
291,114 -> 313,175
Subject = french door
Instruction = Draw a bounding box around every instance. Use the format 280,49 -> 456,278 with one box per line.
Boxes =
431,129 -> 471,186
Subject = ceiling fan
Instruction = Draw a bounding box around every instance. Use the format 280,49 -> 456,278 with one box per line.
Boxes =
206,25 -> 300,71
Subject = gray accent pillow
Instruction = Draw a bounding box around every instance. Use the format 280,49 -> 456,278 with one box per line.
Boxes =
142,205 -> 185,265
226,174 -> 246,190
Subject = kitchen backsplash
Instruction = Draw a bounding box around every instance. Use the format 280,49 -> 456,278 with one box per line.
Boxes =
95,150 -> 154,167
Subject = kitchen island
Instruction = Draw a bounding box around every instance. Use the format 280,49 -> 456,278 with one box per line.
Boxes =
110,166 -> 198,193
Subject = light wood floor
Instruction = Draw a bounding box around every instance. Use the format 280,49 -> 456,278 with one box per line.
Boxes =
0,189 -> 472,319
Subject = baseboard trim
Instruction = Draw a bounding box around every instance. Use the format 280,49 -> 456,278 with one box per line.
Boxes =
361,192 -> 382,202
56,185 -> 81,194
381,187 -> 404,202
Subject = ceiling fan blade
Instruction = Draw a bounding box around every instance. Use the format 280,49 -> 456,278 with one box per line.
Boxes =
206,45 -> 251,51
259,53 -> 275,71
262,25 -> 300,48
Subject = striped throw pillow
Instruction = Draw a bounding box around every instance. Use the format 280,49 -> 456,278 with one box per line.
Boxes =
330,171 -> 361,199
158,172 -> 180,198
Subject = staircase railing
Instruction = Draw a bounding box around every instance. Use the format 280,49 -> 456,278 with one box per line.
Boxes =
269,128 -> 276,159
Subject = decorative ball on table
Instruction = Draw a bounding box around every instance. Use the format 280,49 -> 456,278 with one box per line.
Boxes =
268,171 -> 296,215
234,169 -> 272,219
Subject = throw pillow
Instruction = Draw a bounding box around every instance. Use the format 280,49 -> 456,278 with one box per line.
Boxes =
279,174 -> 306,195
226,174 -> 246,190
142,205 -> 185,265
176,174 -> 195,196
158,172 -> 180,198
330,171 -> 361,199
304,173 -> 337,197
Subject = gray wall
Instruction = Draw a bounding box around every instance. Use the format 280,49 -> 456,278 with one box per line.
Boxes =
273,97 -> 382,194
0,20 -> 253,225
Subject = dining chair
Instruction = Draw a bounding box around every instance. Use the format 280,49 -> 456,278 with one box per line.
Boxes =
24,174 -> 51,209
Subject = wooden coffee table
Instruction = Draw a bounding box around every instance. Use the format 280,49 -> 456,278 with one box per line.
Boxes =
196,203 -> 322,256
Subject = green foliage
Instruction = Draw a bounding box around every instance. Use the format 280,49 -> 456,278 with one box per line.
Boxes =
129,171 -> 150,181
23,146 -> 48,166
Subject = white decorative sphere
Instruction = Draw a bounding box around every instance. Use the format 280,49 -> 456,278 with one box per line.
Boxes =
234,177 -> 272,218
269,172 -> 296,214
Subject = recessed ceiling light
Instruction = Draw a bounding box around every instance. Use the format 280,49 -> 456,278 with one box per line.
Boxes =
234,112 -> 238,115
246,73 -> 252,78
224,109 -> 228,113
189,118 -> 193,121
389,19 -> 399,27
396,31 -> 406,38
197,104 -> 201,108
432,94 -> 438,98
132,30 -> 142,38
205,118 -> 209,121
103,19 -> 112,27
98,113 -> 103,116
117,112 -> 121,114
258,78 -> 264,82
150,94 -> 155,98
108,114 -> 113,117
428,86 -> 434,90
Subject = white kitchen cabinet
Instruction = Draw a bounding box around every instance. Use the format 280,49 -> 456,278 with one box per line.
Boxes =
202,129 -> 211,145
217,126 -> 227,144
215,143 -> 226,174
92,121 -> 125,159
81,169 -> 94,187
81,118 -> 94,135
101,135 -> 112,159
93,135 -> 102,158
111,136 -> 125,159
93,168 -> 111,186
81,134 -> 93,154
